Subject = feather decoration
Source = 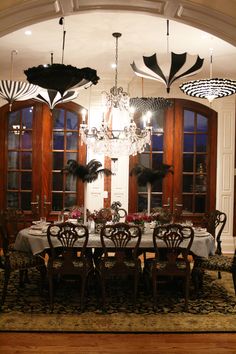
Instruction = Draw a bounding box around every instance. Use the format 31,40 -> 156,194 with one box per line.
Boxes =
62,159 -> 113,183
130,163 -> 173,186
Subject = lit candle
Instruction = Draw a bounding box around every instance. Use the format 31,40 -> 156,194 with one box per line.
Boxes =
146,111 -> 152,125
81,109 -> 86,123
143,115 -> 147,128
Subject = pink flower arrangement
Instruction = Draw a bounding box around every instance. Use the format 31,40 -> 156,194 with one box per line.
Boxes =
69,206 -> 84,221
125,213 -> 153,225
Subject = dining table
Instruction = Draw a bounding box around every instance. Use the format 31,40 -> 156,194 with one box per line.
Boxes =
14,222 -> 216,259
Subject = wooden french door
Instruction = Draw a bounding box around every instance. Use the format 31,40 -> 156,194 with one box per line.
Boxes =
129,99 -> 217,223
0,100 -> 86,221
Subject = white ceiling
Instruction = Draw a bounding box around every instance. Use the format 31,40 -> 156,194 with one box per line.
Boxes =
0,11 -> 235,92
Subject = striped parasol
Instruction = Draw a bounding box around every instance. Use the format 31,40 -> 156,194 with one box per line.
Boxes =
0,50 -> 41,110
131,51 -> 204,93
34,89 -> 79,110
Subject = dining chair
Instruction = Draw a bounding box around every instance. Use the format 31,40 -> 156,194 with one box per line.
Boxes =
46,222 -> 93,312
0,223 -> 46,309
0,208 -> 27,248
95,222 -> 142,309
194,210 -> 236,293
144,223 -> 194,311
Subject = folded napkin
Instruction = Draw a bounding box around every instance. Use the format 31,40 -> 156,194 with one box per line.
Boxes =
28,229 -> 47,236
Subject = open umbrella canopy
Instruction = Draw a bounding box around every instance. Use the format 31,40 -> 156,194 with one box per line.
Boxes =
24,64 -> 100,96
131,52 -> 204,93
34,89 -> 79,110
0,79 -> 41,110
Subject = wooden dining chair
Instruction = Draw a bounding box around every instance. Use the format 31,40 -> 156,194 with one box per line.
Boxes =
46,222 -> 93,312
194,210 -> 236,293
144,224 -> 194,311
0,223 -> 46,309
95,222 -> 142,309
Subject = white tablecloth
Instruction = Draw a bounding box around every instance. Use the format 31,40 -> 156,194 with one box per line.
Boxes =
14,227 -> 216,258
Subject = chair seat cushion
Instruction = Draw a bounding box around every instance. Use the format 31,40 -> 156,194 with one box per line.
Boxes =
196,254 -> 234,272
98,257 -> 142,271
51,257 -> 93,271
4,250 -> 45,270
145,258 -> 188,272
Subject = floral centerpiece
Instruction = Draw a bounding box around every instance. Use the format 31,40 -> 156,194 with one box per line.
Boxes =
88,208 -> 113,233
68,206 -> 84,223
125,213 -> 153,230
150,207 -> 173,225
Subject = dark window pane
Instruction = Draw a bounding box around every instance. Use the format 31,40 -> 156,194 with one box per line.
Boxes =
8,111 -> 20,127
151,111 -> 164,134
152,134 -> 163,151
138,184 -> 147,193
197,114 -> 207,132
139,153 -> 150,168
21,172 -> 32,189
66,111 -> 78,130
21,130 -> 32,149
21,152 -> 32,169
138,194 -> 147,212
66,174 -> 76,191
66,152 -> 77,162
66,132 -> 78,150
183,195 -> 193,213
183,154 -> 194,172
7,192 -> 19,208
53,131 -> 64,150
8,131 -> 20,149
65,194 -> 77,208
53,152 -> 64,170
183,134 -> 194,152
151,194 -> 162,209
8,152 -> 19,169
52,193 -> 63,211
196,134 -> 207,152
53,172 -> 63,191
53,109 -> 64,129
152,179 -> 162,192
152,153 -> 163,169
196,155 -> 207,173
195,195 -> 206,213
8,172 -> 19,189
195,175 -> 207,192
22,107 -> 33,128
183,175 -> 193,192
184,110 -> 195,132
21,192 -> 31,210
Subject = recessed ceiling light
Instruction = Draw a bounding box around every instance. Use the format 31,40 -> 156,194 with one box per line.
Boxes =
111,63 -> 116,69
25,30 -> 32,36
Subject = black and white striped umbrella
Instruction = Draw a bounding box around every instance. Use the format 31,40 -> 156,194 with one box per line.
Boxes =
131,52 -> 204,93
129,97 -> 172,114
34,89 -> 79,110
0,79 -> 41,110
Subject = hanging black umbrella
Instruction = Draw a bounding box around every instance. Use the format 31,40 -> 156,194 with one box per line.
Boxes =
34,88 -> 79,110
131,52 -> 204,93
24,18 -> 99,97
24,64 -> 99,97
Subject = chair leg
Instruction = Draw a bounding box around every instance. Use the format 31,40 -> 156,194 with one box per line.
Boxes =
133,271 -> 139,306
80,276 -> 87,312
184,275 -> 190,312
1,270 -> 10,308
48,273 -> 54,312
152,272 -> 157,310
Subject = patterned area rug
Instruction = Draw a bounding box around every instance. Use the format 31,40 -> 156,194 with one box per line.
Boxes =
0,268 -> 236,332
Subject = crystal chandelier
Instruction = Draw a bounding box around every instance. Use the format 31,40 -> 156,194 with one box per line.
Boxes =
79,32 -> 152,158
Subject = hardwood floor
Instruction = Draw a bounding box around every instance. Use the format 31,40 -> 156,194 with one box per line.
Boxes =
0,333 -> 236,354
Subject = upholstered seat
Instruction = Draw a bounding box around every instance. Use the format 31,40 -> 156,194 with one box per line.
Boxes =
95,222 -> 142,309
192,210 -> 236,294
46,222 -> 93,312
143,224 -> 194,311
0,224 -> 46,309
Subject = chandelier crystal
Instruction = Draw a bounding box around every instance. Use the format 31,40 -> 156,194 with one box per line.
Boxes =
79,32 -> 152,158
